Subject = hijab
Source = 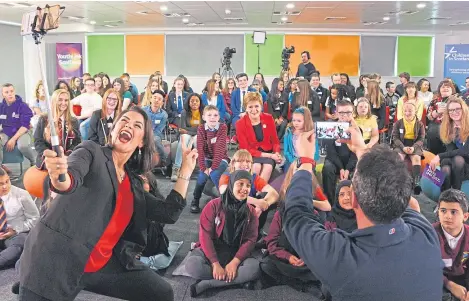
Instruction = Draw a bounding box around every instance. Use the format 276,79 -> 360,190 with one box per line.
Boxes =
221,170 -> 252,247
328,180 -> 357,233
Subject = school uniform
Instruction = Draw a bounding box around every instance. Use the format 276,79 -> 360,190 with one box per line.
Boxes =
88,109 -> 114,146
267,92 -> 288,140
312,85 -> 329,108
230,87 -> 256,128
166,91 -> 189,124
392,118 -> 425,156
427,96 -> 451,155
201,92 -> 228,123
439,136 -> 469,191
142,105 -> 169,164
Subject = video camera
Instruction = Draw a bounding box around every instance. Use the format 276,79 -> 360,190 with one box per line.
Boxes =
222,47 -> 236,68
281,46 -> 295,71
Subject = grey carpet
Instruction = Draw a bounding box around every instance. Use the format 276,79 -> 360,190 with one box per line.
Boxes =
0,159 -> 438,301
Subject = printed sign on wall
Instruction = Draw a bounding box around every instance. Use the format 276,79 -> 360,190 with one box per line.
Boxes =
444,44 -> 469,91
56,43 -> 83,81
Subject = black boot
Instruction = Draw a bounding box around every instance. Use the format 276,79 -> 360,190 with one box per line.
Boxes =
413,175 -> 422,195
190,199 -> 201,213
11,281 -> 20,294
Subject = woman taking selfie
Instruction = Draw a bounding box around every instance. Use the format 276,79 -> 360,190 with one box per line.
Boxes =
19,106 -> 198,301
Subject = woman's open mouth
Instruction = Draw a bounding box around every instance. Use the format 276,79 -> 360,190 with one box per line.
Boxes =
119,129 -> 133,143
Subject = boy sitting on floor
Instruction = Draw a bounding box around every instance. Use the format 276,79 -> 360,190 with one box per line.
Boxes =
433,189 -> 469,301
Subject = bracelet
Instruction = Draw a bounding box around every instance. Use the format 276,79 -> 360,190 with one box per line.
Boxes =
178,174 -> 191,181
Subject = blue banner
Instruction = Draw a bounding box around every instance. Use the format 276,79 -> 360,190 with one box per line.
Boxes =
444,44 -> 469,92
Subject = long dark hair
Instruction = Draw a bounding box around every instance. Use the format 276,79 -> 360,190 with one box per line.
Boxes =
184,93 -> 205,122
109,106 -> 155,174
113,78 -> 126,98
55,80 -> 73,96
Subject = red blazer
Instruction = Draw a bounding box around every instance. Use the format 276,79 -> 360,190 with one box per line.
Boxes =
236,113 -> 281,158
194,198 -> 258,264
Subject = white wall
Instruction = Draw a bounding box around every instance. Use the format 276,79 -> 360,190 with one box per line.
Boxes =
0,24 -> 25,97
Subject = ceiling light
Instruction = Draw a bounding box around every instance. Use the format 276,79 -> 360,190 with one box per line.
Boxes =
66,16 -> 85,20
103,24 -> 117,28
416,3 -> 426,9
0,20 -> 21,26
281,16 -> 288,22
182,18 -> 189,23
90,20 -> 96,25
224,17 -> 244,21
286,3 -> 295,9
136,11 -> 149,15
225,9 -> 231,15
273,11 -> 301,16
383,16 -> 390,21
160,5 -> 168,11
324,16 -> 347,20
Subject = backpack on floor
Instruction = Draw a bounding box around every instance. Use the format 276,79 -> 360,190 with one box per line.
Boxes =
142,221 -> 170,257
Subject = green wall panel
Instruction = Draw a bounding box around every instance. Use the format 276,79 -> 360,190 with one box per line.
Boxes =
397,36 -> 433,76
245,34 -> 284,76
87,35 -> 125,76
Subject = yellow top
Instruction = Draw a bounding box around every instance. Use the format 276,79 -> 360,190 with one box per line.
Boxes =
403,117 -> 416,140
396,97 -> 424,121
355,116 -> 378,141
190,110 -> 201,127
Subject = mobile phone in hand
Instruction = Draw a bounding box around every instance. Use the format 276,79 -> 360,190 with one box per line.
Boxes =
315,121 -> 350,140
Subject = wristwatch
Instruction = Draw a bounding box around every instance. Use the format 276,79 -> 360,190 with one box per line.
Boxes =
296,157 -> 316,169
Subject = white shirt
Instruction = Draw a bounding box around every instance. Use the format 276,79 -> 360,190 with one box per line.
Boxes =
442,227 -> 464,250
418,91 -> 433,108
208,96 -> 217,107
71,92 -> 102,117
2,185 -> 39,233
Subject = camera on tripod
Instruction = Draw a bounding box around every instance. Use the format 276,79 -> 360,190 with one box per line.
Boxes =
222,47 -> 236,68
281,46 -> 295,71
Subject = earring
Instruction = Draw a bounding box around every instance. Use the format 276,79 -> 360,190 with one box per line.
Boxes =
139,148 -> 142,156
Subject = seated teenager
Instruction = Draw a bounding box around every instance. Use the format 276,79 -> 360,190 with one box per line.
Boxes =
34,89 -> 81,168
340,73 -> 356,102
250,79 -> 267,103
0,167 -> 39,269
201,79 -> 229,124
260,167 -> 327,293
88,89 -> 122,146
428,80 -> 457,155
254,73 -> 270,95
392,102 -> 425,194
324,180 -> 357,233
292,79 -> 321,121
93,74 -> 104,97
267,78 -> 288,140
0,83 -> 36,167
354,97 -> 379,148
430,96 -> 469,191
417,78 -> 433,108
396,81 -> 424,122
177,74 -> 194,94
142,90 -> 168,167
112,78 -> 132,111
219,150 -> 279,237
221,78 -> 236,118
140,78 -> 162,107
325,84 -> 349,121
310,72 -> 329,110
69,77 -> 81,99
365,80 -> 386,130
121,73 -> 139,105
236,92 -> 282,182
185,170 -> 261,297
322,100 -> 357,205
166,77 -> 189,125
72,78 -> 103,140
30,81 -> 47,131
433,189 -> 469,301
231,73 -> 254,141
385,81 -> 400,125
190,105 -> 229,213
171,93 -> 204,182
284,106 -> 319,173
355,74 -> 370,99
285,78 -> 299,106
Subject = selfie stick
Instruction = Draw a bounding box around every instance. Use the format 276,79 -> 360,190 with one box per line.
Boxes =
31,6 -> 66,182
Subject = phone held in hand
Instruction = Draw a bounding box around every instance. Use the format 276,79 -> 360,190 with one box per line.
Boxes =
315,121 -> 350,140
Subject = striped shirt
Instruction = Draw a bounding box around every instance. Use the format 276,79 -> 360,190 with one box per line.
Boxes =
196,123 -> 228,170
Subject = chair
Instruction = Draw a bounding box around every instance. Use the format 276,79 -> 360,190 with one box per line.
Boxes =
72,105 -> 81,117
3,145 -> 24,174
263,102 -> 268,113
421,107 -> 427,127
168,123 -> 179,143
378,106 -> 390,144
287,103 -> 292,121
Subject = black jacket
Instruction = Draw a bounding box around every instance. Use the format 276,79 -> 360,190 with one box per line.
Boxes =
19,141 -> 186,300
34,115 -> 80,168
292,91 -> 321,121
88,109 -> 114,146
296,62 -> 316,82
312,85 -> 329,107
324,139 -> 357,172
267,93 -> 289,120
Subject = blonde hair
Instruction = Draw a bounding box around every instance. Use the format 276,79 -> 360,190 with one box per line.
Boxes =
34,80 -> 44,101
44,89 -> 74,135
366,80 -> 383,108
229,150 -> 253,173
101,88 -> 122,120
280,163 -> 320,201
243,92 -> 263,109
203,104 -> 219,115
206,79 -> 217,98
354,97 -> 372,119
142,78 -> 161,107
440,96 -> 469,144
290,106 -> 313,132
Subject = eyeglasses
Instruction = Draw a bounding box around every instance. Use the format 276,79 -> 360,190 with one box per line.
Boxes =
85,83 -> 94,87
449,108 -> 462,114
107,97 -> 118,101
337,111 -> 353,116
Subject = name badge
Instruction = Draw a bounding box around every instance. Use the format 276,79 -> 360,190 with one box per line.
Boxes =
155,119 -> 161,124
399,129 -> 404,134
193,120 -> 200,125
211,137 -> 217,144
12,113 -> 20,118
107,123 -> 113,128
215,216 -> 221,226
0,115 -> 6,120
307,100 -> 312,104
275,106 -> 280,111
443,258 -> 453,267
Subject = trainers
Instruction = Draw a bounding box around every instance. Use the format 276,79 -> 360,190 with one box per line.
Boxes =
171,167 -> 179,182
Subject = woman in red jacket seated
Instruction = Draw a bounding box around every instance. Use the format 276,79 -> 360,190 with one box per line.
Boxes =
236,92 -> 282,182
185,170 -> 260,297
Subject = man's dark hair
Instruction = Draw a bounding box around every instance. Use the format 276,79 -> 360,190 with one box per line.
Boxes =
83,73 -> 91,77
438,189 -> 469,213
301,51 -> 310,59
0,167 -> 8,177
352,145 -> 412,224
122,72 -> 130,78
399,72 -> 411,81
311,71 -> 320,78
466,76 -> 469,80
2,83 -> 13,89
236,73 -> 248,81
385,81 -> 395,89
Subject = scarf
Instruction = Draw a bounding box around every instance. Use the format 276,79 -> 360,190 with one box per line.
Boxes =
328,180 -> 357,233
221,170 -> 252,247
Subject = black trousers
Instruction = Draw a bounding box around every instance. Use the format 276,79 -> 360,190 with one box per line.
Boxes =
260,255 -> 317,285
19,256 -> 173,301
322,159 -> 340,207
427,123 -> 446,155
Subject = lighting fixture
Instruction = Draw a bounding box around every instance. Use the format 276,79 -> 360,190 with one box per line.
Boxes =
103,24 -> 117,28
66,16 -> 85,20
182,18 -> 189,23
160,5 -> 168,11
324,16 -> 347,20
224,17 -> 244,21
416,3 -> 426,9
136,11 -> 149,15
383,16 -> 390,21
90,20 -> 96,25
225,9 -> 231,15
286,3 -> 295,9
281,16 -> 288,22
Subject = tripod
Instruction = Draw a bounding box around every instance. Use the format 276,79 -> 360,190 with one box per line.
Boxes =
220,64 -> 235,82
281,61 -> 293,78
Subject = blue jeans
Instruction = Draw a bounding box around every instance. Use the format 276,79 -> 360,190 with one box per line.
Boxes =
174,134 -> 197,168
80,118 -> 91,141
193,159 -> 228,200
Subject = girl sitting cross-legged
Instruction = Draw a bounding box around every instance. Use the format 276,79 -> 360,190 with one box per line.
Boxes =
185,170 -> 261,297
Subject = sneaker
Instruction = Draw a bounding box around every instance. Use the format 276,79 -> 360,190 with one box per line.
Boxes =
171,167 -> 179,182
190,203 -> 201,214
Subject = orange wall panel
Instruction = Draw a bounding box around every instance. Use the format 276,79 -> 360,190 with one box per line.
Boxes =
285,35 -> 360,76
126,35 -> 165,75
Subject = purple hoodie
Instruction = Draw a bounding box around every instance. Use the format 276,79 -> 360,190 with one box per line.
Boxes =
0,95 -> 33,137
